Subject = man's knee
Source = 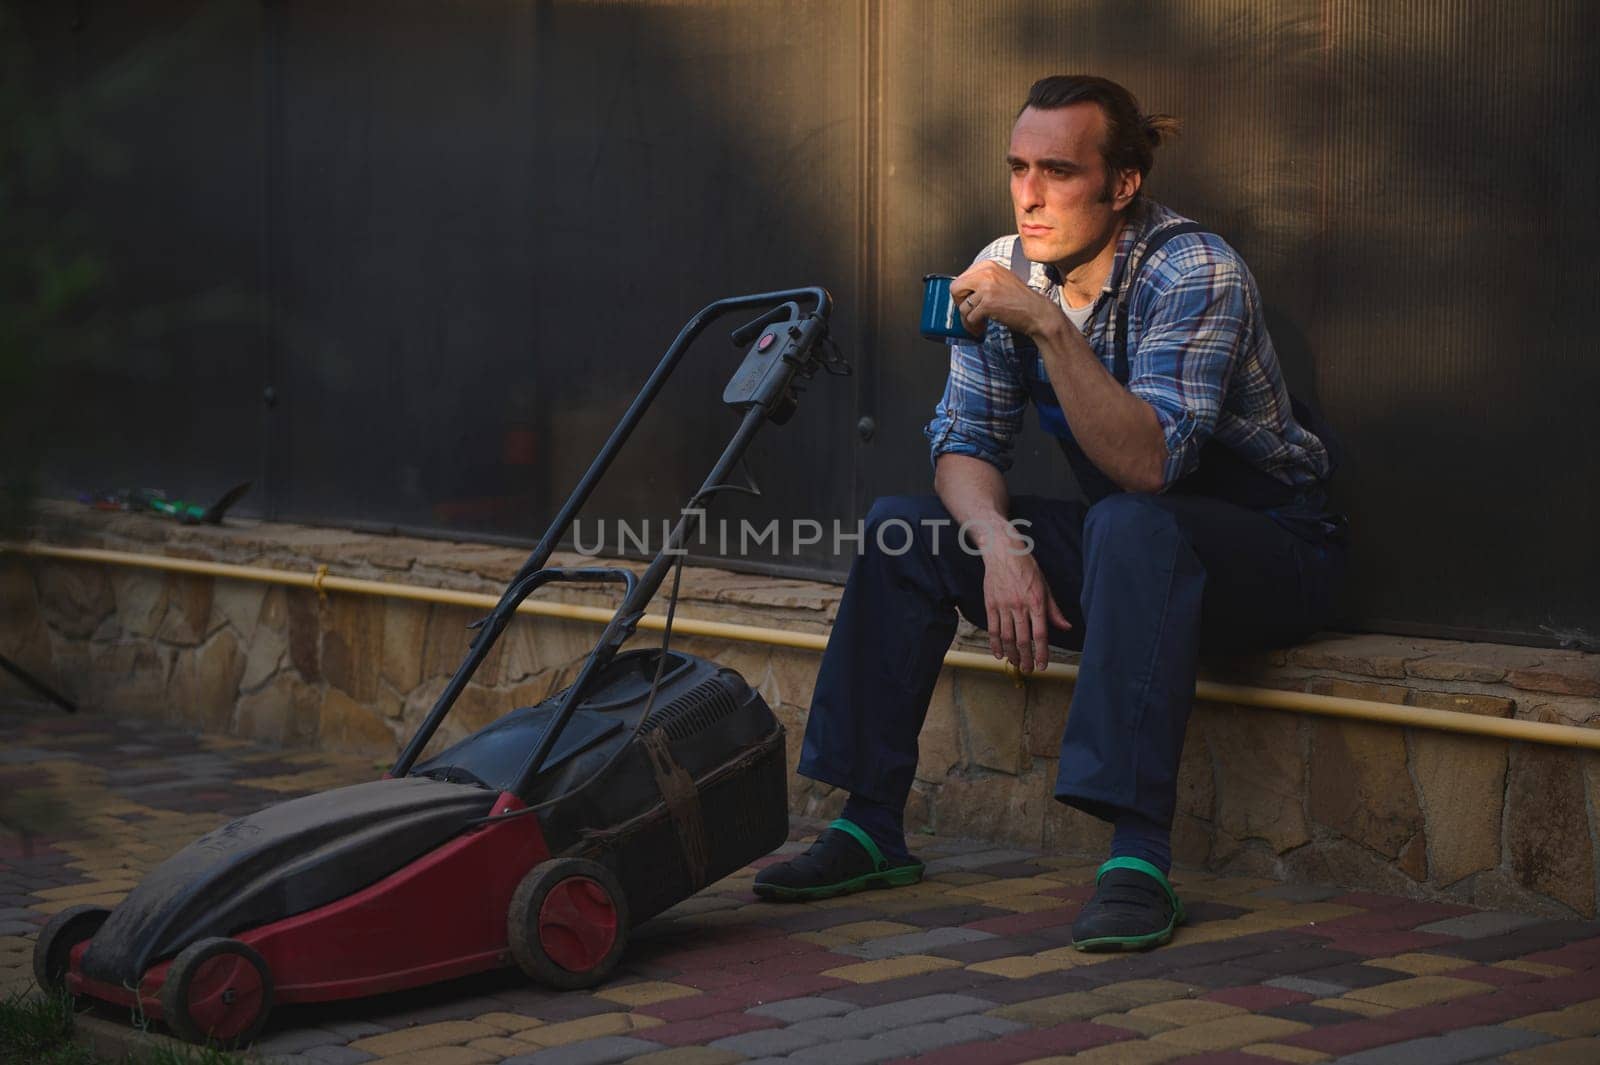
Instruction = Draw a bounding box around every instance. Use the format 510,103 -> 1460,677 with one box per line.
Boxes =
862,495 -> 958,558
1083,493 -> 1187,561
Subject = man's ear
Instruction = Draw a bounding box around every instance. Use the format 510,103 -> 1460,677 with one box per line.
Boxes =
1112,168 -> 1142,211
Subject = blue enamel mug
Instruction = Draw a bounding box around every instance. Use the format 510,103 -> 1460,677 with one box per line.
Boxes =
920,274 -> 980,340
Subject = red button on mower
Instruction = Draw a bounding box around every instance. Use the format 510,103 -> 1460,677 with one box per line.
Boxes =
36,287 -> 845,1048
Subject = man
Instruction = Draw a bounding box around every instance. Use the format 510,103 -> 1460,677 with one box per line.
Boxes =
755,75 -> 1345,951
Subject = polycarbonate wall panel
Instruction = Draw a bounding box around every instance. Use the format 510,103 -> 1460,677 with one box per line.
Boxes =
869,0 -> 1600,647
267,0 -> 866,571
21,1 -> 267,512
24,1 -> 1600,646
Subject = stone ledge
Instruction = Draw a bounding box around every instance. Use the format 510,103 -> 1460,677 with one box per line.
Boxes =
18,500 -> 1600,728
8,499 -> 1600,917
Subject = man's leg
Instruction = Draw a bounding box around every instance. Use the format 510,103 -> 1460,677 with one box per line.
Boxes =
1059,492 -> 1344,948
757,493 -> 1085,900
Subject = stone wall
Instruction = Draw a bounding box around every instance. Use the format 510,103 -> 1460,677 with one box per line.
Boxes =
6,502 -> 1600,916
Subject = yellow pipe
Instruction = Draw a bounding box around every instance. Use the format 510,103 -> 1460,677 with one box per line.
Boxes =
9,541 -> 1599,752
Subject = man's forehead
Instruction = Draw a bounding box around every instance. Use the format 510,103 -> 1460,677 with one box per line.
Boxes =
1009,103 -> 1106,160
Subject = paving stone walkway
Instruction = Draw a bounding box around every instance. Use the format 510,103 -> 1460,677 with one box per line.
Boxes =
4,703 -> 1600,1065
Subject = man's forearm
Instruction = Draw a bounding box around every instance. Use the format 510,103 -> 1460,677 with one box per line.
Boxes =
1032,317 -> 1168,493
933,454 -> 1013,552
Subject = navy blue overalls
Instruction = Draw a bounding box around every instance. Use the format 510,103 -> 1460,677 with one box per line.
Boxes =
797,224 -> 1348,831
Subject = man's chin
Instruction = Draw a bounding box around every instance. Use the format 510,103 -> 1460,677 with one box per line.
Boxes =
1017,233 -> 1064,265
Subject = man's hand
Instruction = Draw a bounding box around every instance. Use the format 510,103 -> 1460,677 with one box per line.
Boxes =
951,260 -> 1059,339
980,527 -> 1071,674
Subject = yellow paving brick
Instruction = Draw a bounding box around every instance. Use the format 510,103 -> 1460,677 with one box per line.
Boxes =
1093,979 -> 1195,1007
363,1047 -> 496,1065
945,876 -> 1065,901
1126,998 -> 1247,1025
991,990 -> 1123,1025
466,1036 -> 534,1056
1090,1010 -> 1176,1036
1240,1043 -> 1333,1063
1362,953 -> 1470,976
1151,1015 -> 1310,1051
597,980 -> 702,1007
1265,902 -> 1363,924
794,920 -> 916,947
517,1012 -> 659,1047
1036,1040 -> 1188,1064
1504,1037 -> 1600,1064
350,1020 -> 505,1056
626,1048 -> 745,1065
1309,996 -> 1394,1017
33,879 -> 139,902
471,1011 -> 543,1032
990,894 -> 1078,914
0,937 -> 34,952
1033,945 -> 1118,966
821,954 -> 962,983
1508,998 -> 1600,1037
1343,975 -> 1494,1009
1497,959 -> 1576,978
968,954 -> 1075,979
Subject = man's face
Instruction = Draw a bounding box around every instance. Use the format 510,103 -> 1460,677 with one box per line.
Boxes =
1008,103 -> 1139,271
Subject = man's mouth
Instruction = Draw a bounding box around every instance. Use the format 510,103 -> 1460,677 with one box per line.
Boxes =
1020,224 -> 1051,235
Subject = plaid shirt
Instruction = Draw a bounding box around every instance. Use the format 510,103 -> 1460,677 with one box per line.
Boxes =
925,200 -> 1332,490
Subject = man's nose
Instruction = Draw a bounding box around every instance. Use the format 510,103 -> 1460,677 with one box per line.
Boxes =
1015,169 -> 1044,210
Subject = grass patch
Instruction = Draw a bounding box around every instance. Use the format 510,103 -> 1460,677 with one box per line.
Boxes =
0,987 -> 254,1064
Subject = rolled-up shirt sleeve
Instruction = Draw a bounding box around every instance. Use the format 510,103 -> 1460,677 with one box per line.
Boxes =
924,332 -> 1025,473
1125,260 -> 1247,488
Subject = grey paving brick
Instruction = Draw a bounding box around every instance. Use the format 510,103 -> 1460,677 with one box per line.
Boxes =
0,921 -> 41,936
1330,1024 -> 1551,1065
710,1025 -> 827,1057
499,1036 -> 666,1065
1265,975 -> 1350,997
844,926 -> 997,959
1415,911 -> 1546,939
250,1028 -> 347,1054
746,995 -> 860,1022
791,992 -> 994,1040
302,1047 -> 378,1065
785,1036 -> 906,1065
923,848 -> 1037,873
0,907 -> 40,921
873,1014 -> 1031,1055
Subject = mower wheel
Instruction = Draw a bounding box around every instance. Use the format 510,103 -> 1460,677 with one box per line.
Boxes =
32,904 -> 110,995
160,937 -> 273,1049
509,857 -> 629,990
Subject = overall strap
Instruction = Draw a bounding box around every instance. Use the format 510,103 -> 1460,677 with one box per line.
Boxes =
1112,221 -> 1205,383
1009,235 -> 1031,282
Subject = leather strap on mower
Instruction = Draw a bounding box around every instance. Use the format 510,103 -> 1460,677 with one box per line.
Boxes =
642,729 -> 710,890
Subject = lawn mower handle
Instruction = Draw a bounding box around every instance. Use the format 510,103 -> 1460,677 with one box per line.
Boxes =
390,287 -> 833,782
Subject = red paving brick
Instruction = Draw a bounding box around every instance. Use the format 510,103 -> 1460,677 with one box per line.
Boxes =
7,705 -> 1600,1065
1278,1018 -> 1413,1055
638,1010 -> 783,1047
1202,984 -> 1316,1010
634,993 -> 746,1022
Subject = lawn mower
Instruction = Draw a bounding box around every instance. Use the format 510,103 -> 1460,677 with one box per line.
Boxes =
32,287 -> 846,1047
